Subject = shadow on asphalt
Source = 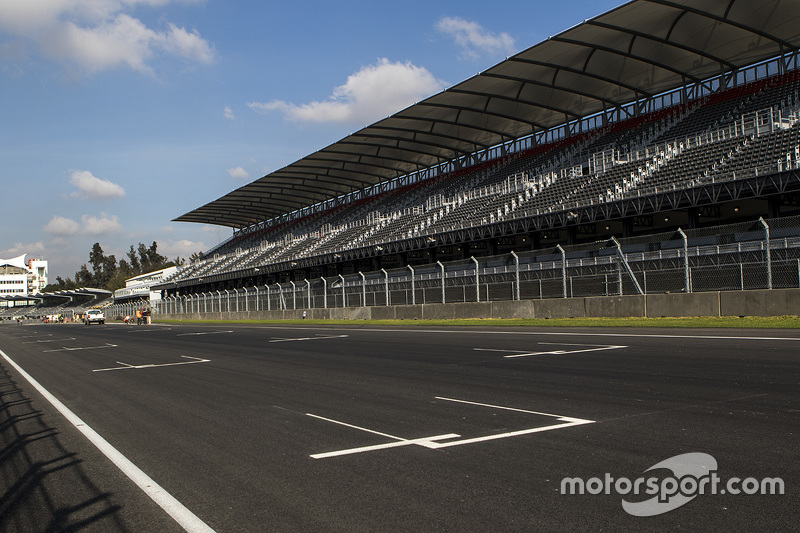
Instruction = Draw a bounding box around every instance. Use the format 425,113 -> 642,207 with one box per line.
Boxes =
0,360 -> 129,532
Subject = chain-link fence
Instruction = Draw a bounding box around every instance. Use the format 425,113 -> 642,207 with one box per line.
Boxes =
130,215 -> 800,318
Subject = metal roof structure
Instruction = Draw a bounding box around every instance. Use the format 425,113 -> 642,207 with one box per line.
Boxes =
175,0 -> 800,230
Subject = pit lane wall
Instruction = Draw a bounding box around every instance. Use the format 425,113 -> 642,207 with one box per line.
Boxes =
157,288 -> 800,321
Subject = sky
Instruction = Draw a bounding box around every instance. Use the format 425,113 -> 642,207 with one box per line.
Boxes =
0,0 -> 623,280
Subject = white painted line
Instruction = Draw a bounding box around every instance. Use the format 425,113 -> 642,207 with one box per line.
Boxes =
435,396 -> 578,418
270,334 -> 348,343
310,434 -> 461,459
246,326 -> 800,342
424,420 -> 594,448
475,343 -> 626,358
93,356 -> 210,373
309,397 -> 595,458
306,413 -> 404,440
43,343 -> 118,353
23,337 -> 77,344
0,348 -> 215,533
176,330 -> 233,337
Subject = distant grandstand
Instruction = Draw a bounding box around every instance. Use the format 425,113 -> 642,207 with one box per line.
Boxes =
157,0 -> 800,299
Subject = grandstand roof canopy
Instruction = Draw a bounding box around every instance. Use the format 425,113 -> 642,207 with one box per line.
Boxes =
176,0 -> 800,230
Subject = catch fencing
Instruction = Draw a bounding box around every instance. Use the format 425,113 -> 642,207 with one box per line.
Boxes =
105,215 -> 800,318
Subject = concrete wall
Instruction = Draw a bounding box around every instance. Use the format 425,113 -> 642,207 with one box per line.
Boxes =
157,288 -> 800,322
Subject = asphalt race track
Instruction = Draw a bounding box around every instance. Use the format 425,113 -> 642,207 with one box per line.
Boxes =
0,321 -> 798,532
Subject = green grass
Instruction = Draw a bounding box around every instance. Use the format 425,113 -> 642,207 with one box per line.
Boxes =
154,315 -> 800,329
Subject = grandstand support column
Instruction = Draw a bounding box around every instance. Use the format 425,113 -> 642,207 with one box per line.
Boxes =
556,245 -> 567,298
510,251 -> 520,301
678,228 -> 691,293
760,218 -> 772,290
290,281 -> 296,310
321,277 -> 328,309
358,272 -> 366,307
437,261 -> 445,304
471,257 -> 480,303
338,275 -> 345,308
407,265 -> 416,306
381,269 -> 389,306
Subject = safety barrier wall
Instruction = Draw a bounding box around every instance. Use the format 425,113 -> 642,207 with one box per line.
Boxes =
155,288 -> 800,321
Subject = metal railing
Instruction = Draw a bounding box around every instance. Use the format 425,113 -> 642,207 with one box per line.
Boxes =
119,215 -> 800,319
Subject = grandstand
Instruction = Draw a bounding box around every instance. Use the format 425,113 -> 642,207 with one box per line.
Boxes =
156,0 -> 800,303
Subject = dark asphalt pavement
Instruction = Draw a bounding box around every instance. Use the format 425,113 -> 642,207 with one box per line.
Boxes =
0,321 -> 798,532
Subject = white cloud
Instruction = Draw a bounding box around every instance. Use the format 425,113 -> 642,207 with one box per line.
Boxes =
81,213 -> 123,235
436,17 -> 516,59
223,105 -> 235,120
159,238 -> 206,258
44,215 -> 81,236
69,169 -> 126,200
0,241 -> 46,258
227,166 -> 249,180
0,0 -> 214,74
249,58 -> 445,125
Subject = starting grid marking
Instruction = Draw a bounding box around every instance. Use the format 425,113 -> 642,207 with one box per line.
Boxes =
93,355 -> 211,373
269,334 -> 349,343
308,396 -> 594,459
475,342 -> 627,358
43,343 -> 118,353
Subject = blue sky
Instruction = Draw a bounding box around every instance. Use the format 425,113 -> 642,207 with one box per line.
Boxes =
0,0 -> 622,280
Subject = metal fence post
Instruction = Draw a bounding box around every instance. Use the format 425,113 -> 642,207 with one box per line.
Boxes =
289,281 -> 296,309
510,251 -> 520,300
321,277 -> 327,309
266,285 -> 271,311
338,275 -> 346,307
382,268 -> 389,306
254,287 -> 258,312
306,279 -> 311,309
437,261 -> 446,303
407,265 -> 415,305
677,228 -> 690,293
359,272 -> 366,307
611,237 -> 643,295
235,289 -> 239,312
760,217 -> 772,289
556,245 -> 567,298
471,256 -> 479,302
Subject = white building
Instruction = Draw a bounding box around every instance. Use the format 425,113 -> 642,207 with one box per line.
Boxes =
0,255 -> 29,306
114,266 -> 178,302
27,258 -> 48,294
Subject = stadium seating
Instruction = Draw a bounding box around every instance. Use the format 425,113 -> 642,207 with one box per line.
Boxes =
166,70 -> 800,284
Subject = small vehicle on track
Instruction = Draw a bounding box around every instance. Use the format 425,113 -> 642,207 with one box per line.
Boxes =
85,309 -> 105,325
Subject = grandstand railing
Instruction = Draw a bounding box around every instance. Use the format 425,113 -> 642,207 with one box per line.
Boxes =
146,215 -> 800,318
